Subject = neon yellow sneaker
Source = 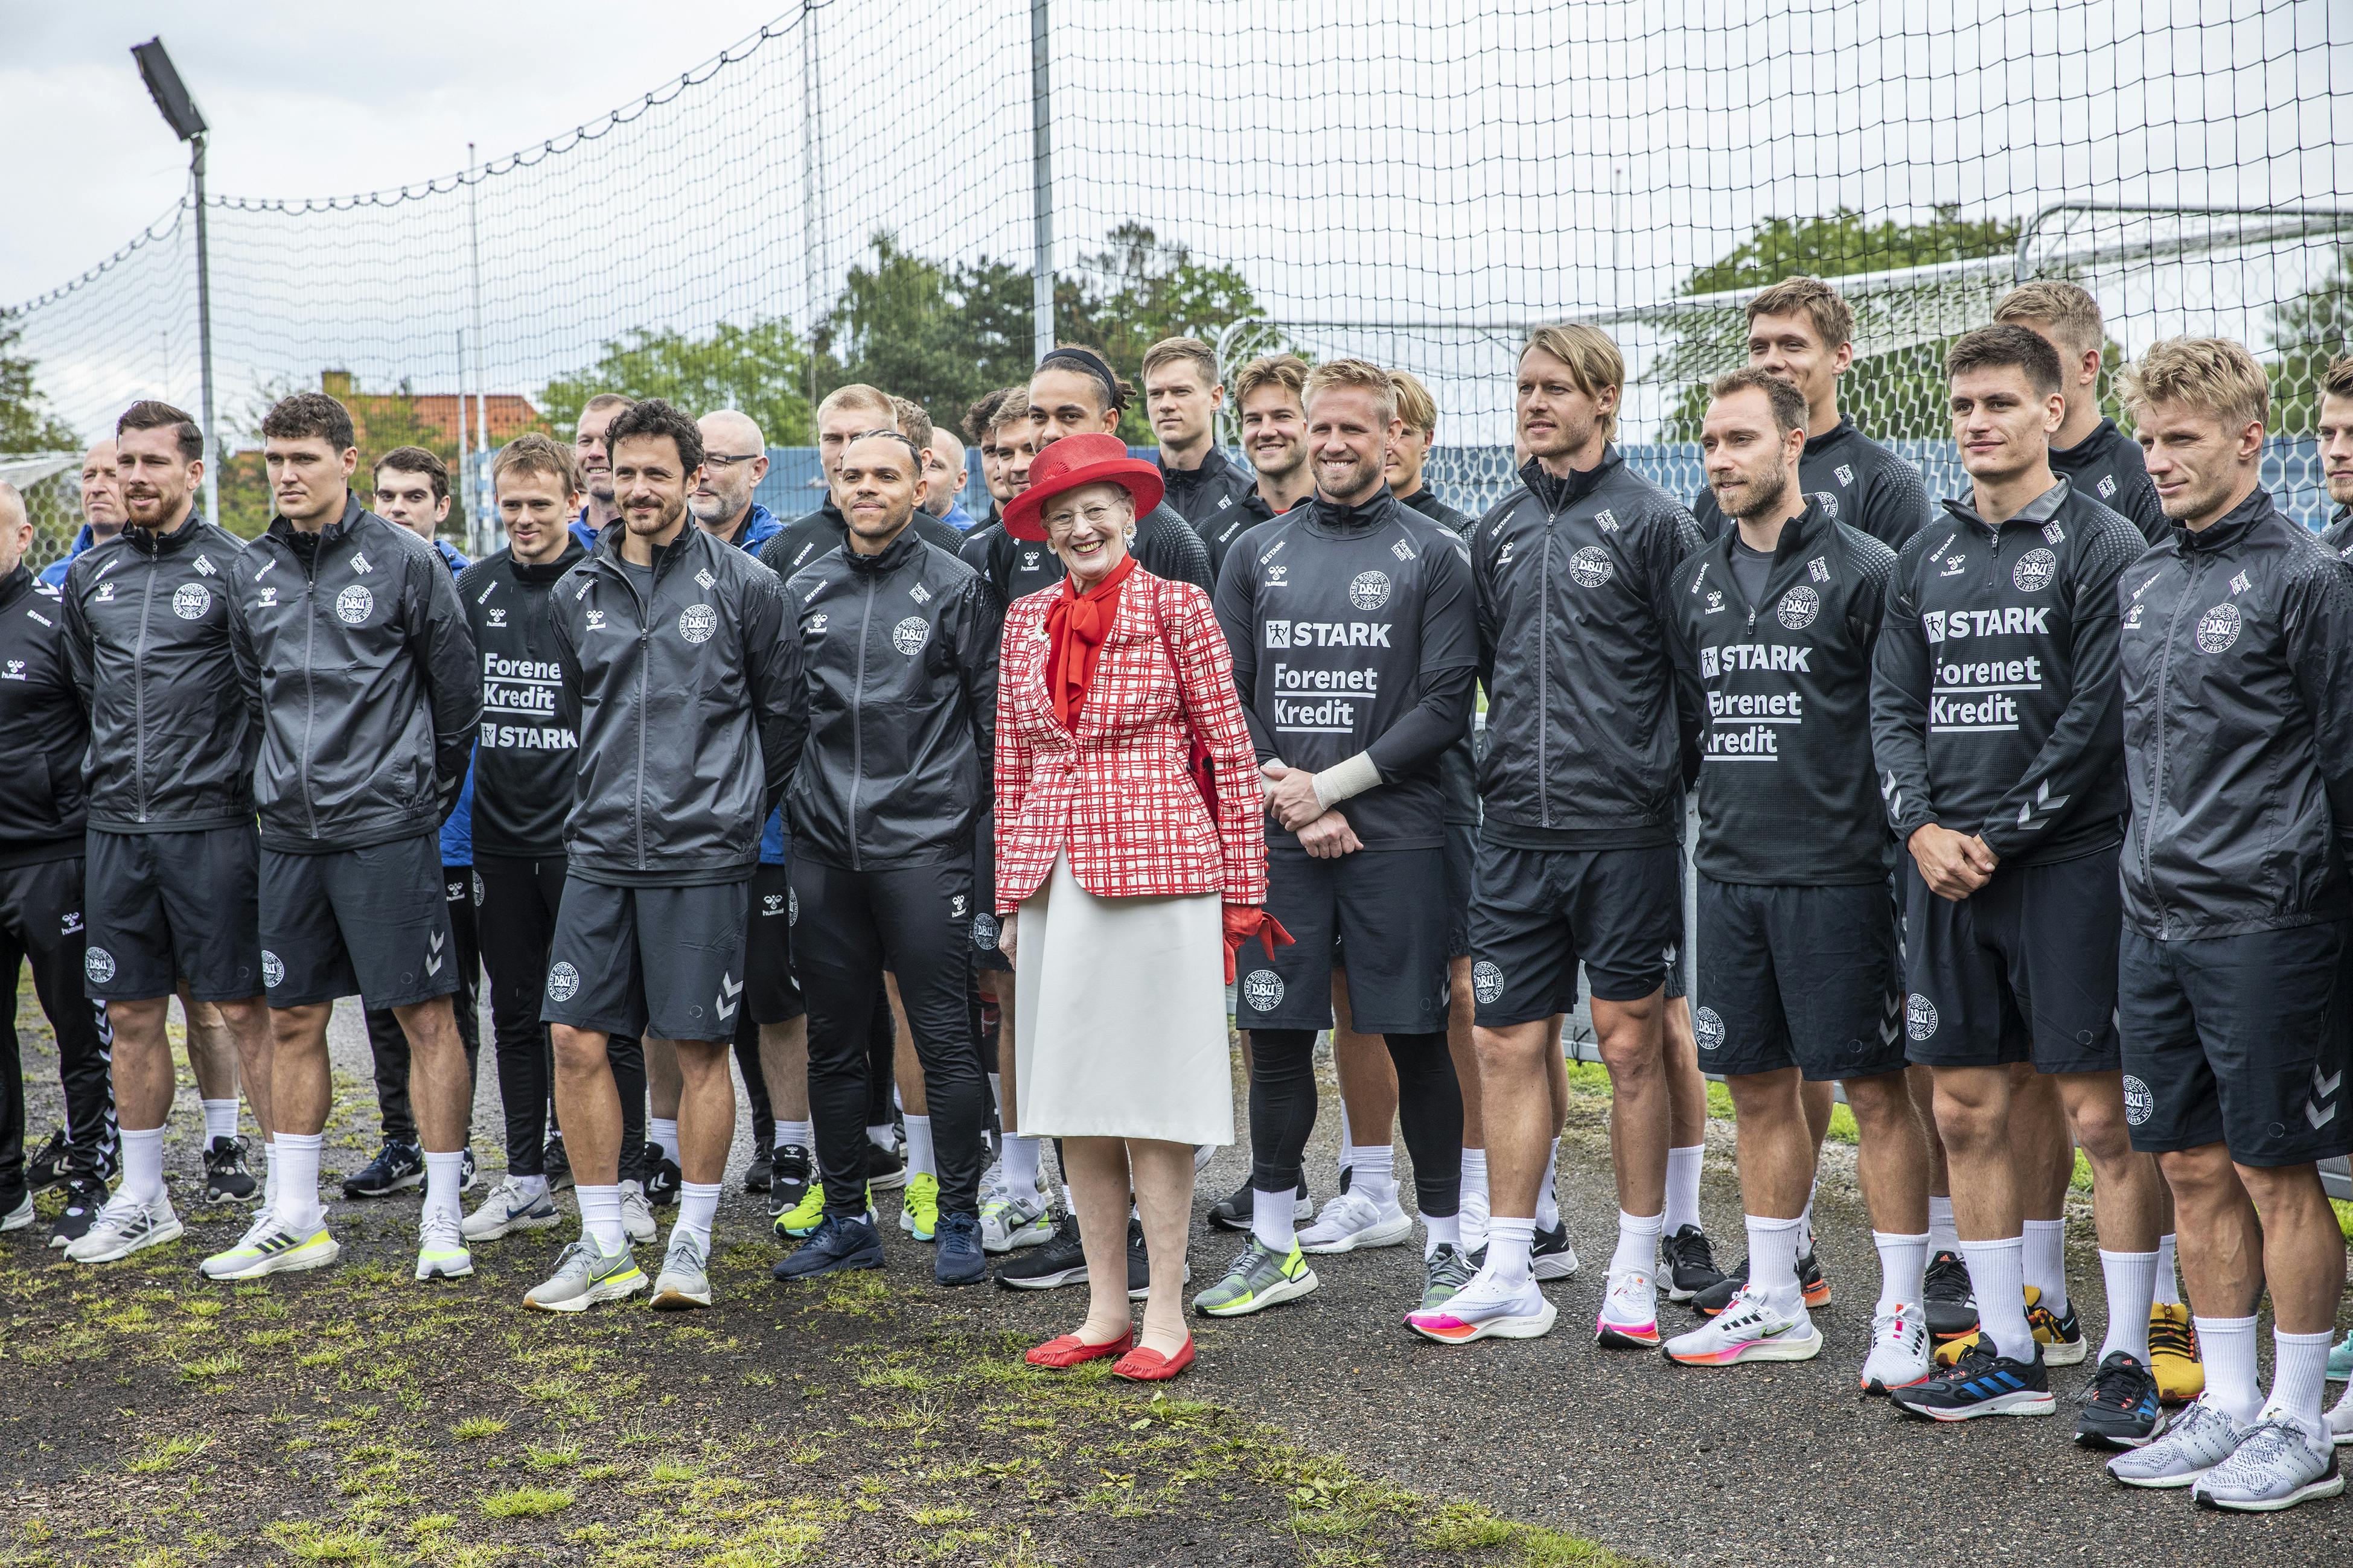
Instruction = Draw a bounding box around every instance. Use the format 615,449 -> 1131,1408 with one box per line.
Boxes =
1192,1237 -> 1318,1317
199,1216 -> 340,1281
776,1179 -> 826,1239
899,1173 -> 940,1242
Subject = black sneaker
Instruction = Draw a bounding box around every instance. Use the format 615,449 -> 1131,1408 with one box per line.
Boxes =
864,1140 -> 907,1193
25,1129 -> 69,1194
2074,1351 -> 2163,1448
459,1146 -> 479,1193
1207,1176 -> 1312,1232
995,1208 -> 1088,1290
771,1214 -> 885,1281
1890,1341 -> 2055,1421
203,1136 -> 261,1205
1661,1224 -> 1724,1302
542,1133 -> 572,1192
1696,1250 -> 1827,1316
1530,1220 -> 1580,1281
1126,1218 -> 1151,1300
49,1174 -> 106,1249
767,1144 -> 814,1220
342,1138 -> 424,1199
1924,1248 -> 1979,1338
642,1147 -> 682,1208
744,1139 -> 774,1194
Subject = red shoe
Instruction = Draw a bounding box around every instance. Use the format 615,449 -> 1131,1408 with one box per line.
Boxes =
1026,1330 -> 1134,1369
1111,1337 -> 1195,1382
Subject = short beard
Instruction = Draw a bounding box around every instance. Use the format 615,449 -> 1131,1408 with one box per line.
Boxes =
1722,467 -> 1790,523
2329,475 -> 2353,509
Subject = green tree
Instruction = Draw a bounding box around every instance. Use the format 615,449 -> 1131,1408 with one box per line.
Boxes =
1062,223 -> 1274,442
541,317 -> 815,446
0,311 -> 80,451
814,234 -> 1035,432
2268,244 -> 2353,435
1656,206 -> 2023,441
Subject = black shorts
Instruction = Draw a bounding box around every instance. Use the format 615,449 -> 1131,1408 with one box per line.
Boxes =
541,877 -> 750,1043
1902,847 -> 2121,1074
1665,839 -> 1690,1002
1443,822 -> 1477,961
83,824 -> 264,1002
2118,922 -> 2353,1168
1240,848 -> 1451,1035
1694,876 -> 1905,1082
1468,841 -> 1680,1027
745,861 -> 805,1025
260,833 -> 457,1010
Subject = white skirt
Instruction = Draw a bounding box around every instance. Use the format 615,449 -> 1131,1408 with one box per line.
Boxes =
1013,852 -> 1234,1145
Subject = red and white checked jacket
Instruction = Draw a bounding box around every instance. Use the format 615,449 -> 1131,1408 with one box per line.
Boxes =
994,568 -> 1269,914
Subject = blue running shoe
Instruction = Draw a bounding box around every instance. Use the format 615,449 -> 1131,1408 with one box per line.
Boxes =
934,1211 -> 985,1286
773,1214 -> 884,1281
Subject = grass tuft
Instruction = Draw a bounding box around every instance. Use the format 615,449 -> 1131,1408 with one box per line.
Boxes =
478,1485 -> 573,1519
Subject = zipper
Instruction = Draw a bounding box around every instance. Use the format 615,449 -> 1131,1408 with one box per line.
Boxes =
608,555 -> 655,873
132,549 -> 156,821
2141,554 -> 2203,939
299,543 -> 321,840
850,569 -> 875,870
1537,506 -> 1554,827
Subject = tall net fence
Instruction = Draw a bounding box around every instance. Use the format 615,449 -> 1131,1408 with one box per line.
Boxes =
6,0 -> 2349,568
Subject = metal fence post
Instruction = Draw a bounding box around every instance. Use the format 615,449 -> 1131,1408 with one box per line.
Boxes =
1030,0 -> 1053,361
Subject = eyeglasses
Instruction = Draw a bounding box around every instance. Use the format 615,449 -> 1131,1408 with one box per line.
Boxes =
703,453 -> 764,470
1045,502 -> 1129,531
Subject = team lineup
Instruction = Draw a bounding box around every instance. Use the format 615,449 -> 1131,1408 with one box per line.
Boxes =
5,272 -> 2353,1513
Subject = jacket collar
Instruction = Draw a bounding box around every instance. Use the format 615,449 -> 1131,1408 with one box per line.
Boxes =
1803,416 -> 1859,461
1938,476 -> 2072,534
511,541 -> 586,584
268,491 -> 367,550
1306,488 -> 1399,538
2173,485 -> 2276,555
1159,445 -> 1239,488
1725,496 -> 1836,563
2048,418 -> 2125,469
843,525 -> 926,577
723,502 -> 784,553
0,563 -> 30,611
1521,444 -> 1623,513
125,509 -> 206,558
593,516 -> 704,580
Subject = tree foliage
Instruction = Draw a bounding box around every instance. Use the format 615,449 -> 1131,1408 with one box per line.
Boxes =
813,235 -> 1034,432
2268,244 -> 2353,435
0,312 -> 80,453
541,319 -> 815,447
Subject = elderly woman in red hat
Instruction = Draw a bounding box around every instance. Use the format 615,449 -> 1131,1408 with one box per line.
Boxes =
994,431 -> 1280,1382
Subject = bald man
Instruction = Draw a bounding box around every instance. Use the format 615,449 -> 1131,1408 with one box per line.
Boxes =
38,442 -> 126,588
927,429 -> 977,531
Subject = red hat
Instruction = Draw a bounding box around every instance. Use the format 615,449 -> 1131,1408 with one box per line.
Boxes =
1002,432 -> 1164,543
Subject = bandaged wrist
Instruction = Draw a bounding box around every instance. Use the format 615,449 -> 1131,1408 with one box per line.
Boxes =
1312,751 -> 1382,812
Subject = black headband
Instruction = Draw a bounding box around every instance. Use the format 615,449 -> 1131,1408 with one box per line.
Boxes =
1038,347 -> 1126,413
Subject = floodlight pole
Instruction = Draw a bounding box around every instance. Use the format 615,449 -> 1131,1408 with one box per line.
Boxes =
1029,0 -> 1053,360
192,132 -> 217,531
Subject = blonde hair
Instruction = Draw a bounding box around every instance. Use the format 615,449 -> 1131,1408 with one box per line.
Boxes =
1993,279 -> 2106,362
2118,338 -> 2270,432
1302,358 -> 1398,424
1521,323 -> 1625,441
1141,336 -> 1220,389
1232,353 -> 1309,412
492,431 -> 583,499
816,383 -> 895,427
1746,276 -> 1856,352
1390,369 -> 1438,437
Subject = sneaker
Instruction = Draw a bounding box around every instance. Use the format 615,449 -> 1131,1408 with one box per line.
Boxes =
2328,1395 -> 2353,1448
619,1181 -> 657,1245
2191,1416 -> 2345,1512
935,1211 -> 985,1286
458,1146 -> 479,1193
199,1217 -> 340,1280
1662,1287 -> 1822,1366
863,1140 -> 907,1193
462,1178 -> 560,1241
651,1231 -> 713,1310
1122,1217 -> 1184,1299
775,1177 -> 828,1240
2109,1396 -> 2246,1488
1531,1220 -> 1580,1281
203,1136 -> 261,1205
1695,1251 -> 1827,1315
1192,1237 -> 1318,1317
1595,1267 -> 1661,1348
899,1172 -> 940,1242
2074,1351 -> 2164,1448
1206,1176 -> 1312,1232
1890,1342 -> 2055,1421
2025,1287 -> 2087,1366
1415,1243 -> 1476,1317
1297,1190 -> 1413,1255
773,1214 -> 886,1281
980,1186 -> 1055,1253
744,1140 -> 774,1194
342,1138 -> 423,1199
2329,1334 -> 2353,1384
0,1189 -> 31,1232
48,1174 -> 107,1249
1406,1269 -> 1556,1344
1458,1187 -> 1490,1256
414,1209 -> 473,1281
541,1133 -> 573,1192
2150,1304 -> 2205,1404
995,1209 -> 1089,1290
1661,1225 -> 1725,1303
525,1238 -> 647,1312
642,1147 -> 682,1208
63,1192 -> 182,1263
24,1129 -> 68,1194
1923,1248 -> 1978,1339
769,1144 -> 814,1220
1860,1303 -> 1933,1394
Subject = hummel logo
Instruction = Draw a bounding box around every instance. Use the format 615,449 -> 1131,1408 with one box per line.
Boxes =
258,587 -> 278,608
1496,540 -> 1515,566
2316,1066 -> 2343,1098
96,582 -> 115,602
715,973 -> 743,1022
2014,778 -> 2069,831
426,929 -> 446,976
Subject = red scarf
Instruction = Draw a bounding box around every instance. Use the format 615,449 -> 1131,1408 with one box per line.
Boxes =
1043,553 -> 1136,729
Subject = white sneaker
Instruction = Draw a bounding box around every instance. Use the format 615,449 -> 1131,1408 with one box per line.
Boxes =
619,1180 -> 657,1244
462,1178 -> 561,1241
63,1191 -> 182,1264
1860,1302 -> 1933,1394
1458,1187 -> 1490,1257
2107,1397 -> 2246,1488
1662,1286 -> 1822,1366
2191,1415 -> 2346,1512
650,1231 -> 712,1311
1594,1266 -> 1661,1348
980,1187 -> 1055,1253
199,1216 -> 340,1280
2328,1391 -> 2353,1448
1406,1267 -> 1556,1344
415,1208 -> 473,1281
1,1190 -> 34,1231
1297,1190 -> 1413,1254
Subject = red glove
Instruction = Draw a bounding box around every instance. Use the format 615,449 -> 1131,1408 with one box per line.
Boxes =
1222,904 -> 1296,984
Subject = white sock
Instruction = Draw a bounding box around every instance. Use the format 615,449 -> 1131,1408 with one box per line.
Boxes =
275,1132 -> 325,1233
649,1118 -> 681,1166
1534,1138 -> 1562,1230
1663,1144 -> 1703,1234
2022,1217 -> 2069,1315
2197,1314 -> 2262,1425
1347,1146 -> 1396,1210
904,1115 -> 936,1179
1959,1236 -> 2031,1362
1611,1208 -> 1663,1279
2268,1328 -> 2333,1441
1484,1215 -> 1535,1286
1747,1213 -> 1805,1315
1872,1231 -> 1929,1316
422,1150 -> 465,1227
1338,1103 -> 1353,1186
866,1123 -> 896,1152
1800,1178 -> 1817,1249
1251,1188 -> 1296,1254
2153,1233 -> 2182,1306
577,1184 -> 626,1254
119,1126 -> 166,1206
1460,1147 -> 1489,1208
1003,1135 -> 1041,1196
506,1172 -> 549,1203
1927,1194 -> 1959,1254
1061,1182 -> 1076,1216
2097,1250 -> 2158,1363
779,1119 -> 814,1154
676,1180 -> 721,1252
200,1098 -> 238,1144
1423,1212 -> 1460,1255
263,1138 -> 280,1219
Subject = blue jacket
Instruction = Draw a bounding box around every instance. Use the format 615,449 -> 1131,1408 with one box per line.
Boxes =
431,538 -> 476,867
569,508 -> 601,553
941,497 -> 977,532
36,524 -> 96,587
